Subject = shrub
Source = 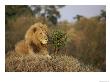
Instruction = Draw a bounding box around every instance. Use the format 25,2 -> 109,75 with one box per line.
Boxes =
50,30 -> 67,54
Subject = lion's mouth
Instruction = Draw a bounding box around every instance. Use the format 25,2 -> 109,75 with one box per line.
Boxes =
41,42 -> 47,47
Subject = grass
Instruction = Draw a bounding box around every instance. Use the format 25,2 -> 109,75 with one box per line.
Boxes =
6,51 -> 95,72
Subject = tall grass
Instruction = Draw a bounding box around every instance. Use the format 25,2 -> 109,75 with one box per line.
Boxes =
67,18 -> 106,71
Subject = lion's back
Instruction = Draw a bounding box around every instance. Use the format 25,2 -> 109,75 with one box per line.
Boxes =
15,40 -> 29,55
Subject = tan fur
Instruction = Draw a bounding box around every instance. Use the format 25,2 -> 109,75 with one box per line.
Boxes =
15,23 -> 51,58
15,40 -> 29,55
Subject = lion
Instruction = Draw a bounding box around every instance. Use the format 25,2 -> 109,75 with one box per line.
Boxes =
15,23 -> 51,59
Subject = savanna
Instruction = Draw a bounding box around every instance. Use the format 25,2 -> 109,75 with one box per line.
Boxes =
5,5 -> 106,72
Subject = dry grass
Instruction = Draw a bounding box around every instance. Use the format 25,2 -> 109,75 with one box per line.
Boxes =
5,51 -> 95,72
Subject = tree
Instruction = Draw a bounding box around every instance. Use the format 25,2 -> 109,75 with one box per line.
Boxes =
30,5 -> 65,25
95,10 -> 106,21
5,5 -> 33,25
73,14 -> 83,21
100,10 -> 106,18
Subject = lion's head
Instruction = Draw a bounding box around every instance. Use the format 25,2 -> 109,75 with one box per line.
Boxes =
25,23 -> 48,45
33,27 -> 48,44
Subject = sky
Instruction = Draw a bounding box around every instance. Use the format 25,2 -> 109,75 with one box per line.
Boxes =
58,5 -> 106,22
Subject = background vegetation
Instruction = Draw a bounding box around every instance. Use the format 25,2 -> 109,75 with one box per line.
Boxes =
5,5 -> 106,72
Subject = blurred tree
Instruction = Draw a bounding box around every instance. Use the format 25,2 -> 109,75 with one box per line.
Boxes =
93,10 -> 106,21
5,5 -> 33,25
100,10 -> 106,18
73,14 -> 83,21
99,10 -> 106,21
30,5 -> 65,25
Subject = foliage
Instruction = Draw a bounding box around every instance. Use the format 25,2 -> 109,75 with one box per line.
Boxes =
50,30 -> 67,54
73,14 -> 83,21
5,5 -> 33,29
100,10 -> 106,19
5,5 -> 33,18
30,5 -> 65,25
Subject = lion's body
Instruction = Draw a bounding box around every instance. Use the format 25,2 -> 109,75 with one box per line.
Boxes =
15,40 -> 28,55
15,23 -> 51,58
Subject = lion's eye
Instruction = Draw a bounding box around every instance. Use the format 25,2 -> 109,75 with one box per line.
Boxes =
40,33 -> 42,34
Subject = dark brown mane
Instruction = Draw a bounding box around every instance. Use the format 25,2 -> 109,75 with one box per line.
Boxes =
30,41 -> 40,53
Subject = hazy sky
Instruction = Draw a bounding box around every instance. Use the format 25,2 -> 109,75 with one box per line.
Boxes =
58,5 -> 106,22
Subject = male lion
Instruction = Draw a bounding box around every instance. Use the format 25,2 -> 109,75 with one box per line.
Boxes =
15,23 -> 51,59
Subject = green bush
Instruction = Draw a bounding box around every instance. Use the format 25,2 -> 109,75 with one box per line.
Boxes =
50,30 -> 67,54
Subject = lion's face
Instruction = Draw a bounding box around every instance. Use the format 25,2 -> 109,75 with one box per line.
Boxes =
36,30 -> 48,44
32,25 -> 48,45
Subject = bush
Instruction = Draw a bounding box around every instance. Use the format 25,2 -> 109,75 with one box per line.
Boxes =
50,30 -> 67,54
